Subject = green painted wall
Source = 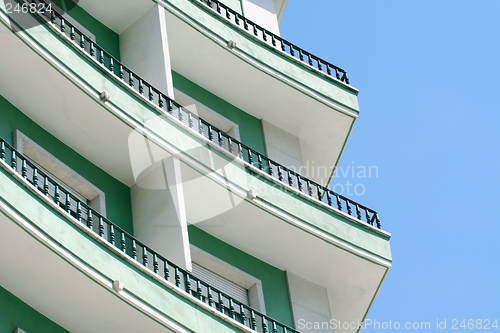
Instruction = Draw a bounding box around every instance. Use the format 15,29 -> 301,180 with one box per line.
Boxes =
52,0 -> 121,60
172,71 -> 267,155
0,95 -> 134,234
188,225 -> 295,328
0,285 -> 69,333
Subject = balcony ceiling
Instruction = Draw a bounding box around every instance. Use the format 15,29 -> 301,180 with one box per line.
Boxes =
0,206 -> 176,333
179,161 -> 390,331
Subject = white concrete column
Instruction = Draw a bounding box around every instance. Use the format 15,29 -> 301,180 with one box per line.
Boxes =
287,272 -> 334,333
129,131 -> 191,271
241,0 -> 281,35
120,4 -> 174,98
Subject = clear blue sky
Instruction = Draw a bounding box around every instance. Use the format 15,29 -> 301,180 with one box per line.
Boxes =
281,1 -> 500,331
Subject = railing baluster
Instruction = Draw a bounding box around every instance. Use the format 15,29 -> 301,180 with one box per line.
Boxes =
218,292 -> 224,313
69,26 -> 74,40
148,86 -> 154,102
11,150 -> 16,169
119,65 -> 124,80
87,209 -> 93,229
218,131 -> 223,147
268,160 -> 274,176
0,141 -> 4,161
65,192 -> 71,212
188,112 -> 194,128
110,224 -> 115,246
99,217 -> 105,237
326,191 -> 332,206
142,246 -> 148,266
240,305 -> 247,325
229,299 -> 235,319
237,143 -> 243,158
356,204 -> 362,219
346,199 -> 352,215
175,267 -> 181,287
258,155 -> 263,170
76,201 -> 82,222
153,253 -> 159,273
129,71 -> 134,87
132,239 -> 137,260
250,310 -> 257,330
196,280 -> 202,300
207,286 -> 214,306
272,321 -> 278,333
43,176 -> 49,196
228,137 -> 234,153
21,159 -> 27,178
297,175 -> 303,191
109,58 -> 114,73
33,168 -> 39,189
208,125 -> 213,141
277,165 -> 283,181
336,194 -> 342,210
164,260 -> 170,280
167,99 -> 173,114
247,149 -> 253,165
121,232 -> 127,253
138,79 -> 144,94
60,18 -> 65,33
263,317 -> 268,333
288,170 -> 293,187
158,92 -> 164,109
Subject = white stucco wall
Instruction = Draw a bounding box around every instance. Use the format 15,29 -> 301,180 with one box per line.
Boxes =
241,0 -> 280,35
262,121 -> 304,173
120,4 -> 174,97
287,272 -> 334,333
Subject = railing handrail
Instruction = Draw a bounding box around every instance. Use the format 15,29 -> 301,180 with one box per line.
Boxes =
0,137 -> 299,333
11,0 -> 380,229
183,0 -> 350,85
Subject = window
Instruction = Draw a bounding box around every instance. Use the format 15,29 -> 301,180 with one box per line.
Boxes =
174,89 -> 241,141
14,130 -> 106,216
190,245 -> 266,313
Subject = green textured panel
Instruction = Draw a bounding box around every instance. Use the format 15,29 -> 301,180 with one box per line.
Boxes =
0,285 -> 69,333
173,71 -> 267,155
188,225 -> 295,327
0,95 -> 133,234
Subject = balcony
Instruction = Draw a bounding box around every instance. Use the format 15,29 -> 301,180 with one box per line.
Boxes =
0,1 -> 391,329
0,138 -> 297,332
71,0 -> 361,186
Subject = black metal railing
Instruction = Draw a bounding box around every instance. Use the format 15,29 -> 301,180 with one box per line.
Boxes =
13,0 -> 380,229
183,0 -> 350,84
0,138 -> 299,333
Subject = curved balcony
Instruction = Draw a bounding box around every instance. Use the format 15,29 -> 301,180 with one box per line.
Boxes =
1,3 -> 391,328
0,137 -> 298,333
185,0 -> 350,85
20,0 -> 379,229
